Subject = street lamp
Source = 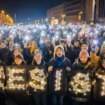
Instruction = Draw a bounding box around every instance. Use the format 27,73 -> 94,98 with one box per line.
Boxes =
79,11 -> 83,22
1,10 -> 5,14
61,14 -> 66,23
45,18 -> 48,22
6,15 -> 9,17
51,17 -> 55,25
79,11 -> 83,14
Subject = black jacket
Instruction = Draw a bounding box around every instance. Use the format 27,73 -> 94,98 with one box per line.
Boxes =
93,67 -> 105,101
65,45 -> 74,64
48,56 -> 72,94
27,60 -> 47,94
0,48 -> 9,64
69,58 -> 94,101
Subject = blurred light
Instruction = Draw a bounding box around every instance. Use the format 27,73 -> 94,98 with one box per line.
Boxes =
41,31 -> 45,36
64,31 -> 67,35
67,35 -> 71,38
1,10 -> 5,14
10,35 -> 13,38
40,40 -> 44,44
24,36 -> 30,41
55,35 -> 58,39
55,32 -> 59,35
90,32 -> 93,36
93,40 -> 98,45
95,30 -> 99,34
14,43 -> 19,47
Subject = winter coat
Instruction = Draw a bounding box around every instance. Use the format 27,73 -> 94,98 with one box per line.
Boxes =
0,48 -> 9,64
65,44 -> 74,64
69,58 -> 94,102
93,67 -> 105,102
27,60 -> 47,94
48,55 -> 72,94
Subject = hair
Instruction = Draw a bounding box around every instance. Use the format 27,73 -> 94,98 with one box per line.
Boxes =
54,45 -> 65,58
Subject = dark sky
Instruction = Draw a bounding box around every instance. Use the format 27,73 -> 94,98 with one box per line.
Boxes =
0,0 -> 68,22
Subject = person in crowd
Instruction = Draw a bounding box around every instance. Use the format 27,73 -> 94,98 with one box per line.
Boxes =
29,41 -> 38,55
30,49 -> 47,105
59,39 -> 67,53
23,41 -> 33,65
72,40 -> 81,63
81,42 -> 89,51
93,57 -> 105,105
6,54 -> 27,105
48,45 -> 72,105
100,43 -> 105,60
65,37 -> 74,64
70,50 -> 94,105
41,41 -> 54,64
0,41 -> 9,64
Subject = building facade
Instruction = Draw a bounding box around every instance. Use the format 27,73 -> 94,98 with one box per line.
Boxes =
96,0 -> 105,22
47,4 -> 64,23
47,0 -> 105,23
64,0 -> 84,23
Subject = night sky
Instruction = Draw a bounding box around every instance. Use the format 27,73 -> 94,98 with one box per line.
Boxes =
0,0 -> 69,22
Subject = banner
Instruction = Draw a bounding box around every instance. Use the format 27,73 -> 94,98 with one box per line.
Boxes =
69,72 -> 92,100
27,66 -> 47,93
94,69 -> 105,101
6,66 -> 27,93
49,68 -> 67,93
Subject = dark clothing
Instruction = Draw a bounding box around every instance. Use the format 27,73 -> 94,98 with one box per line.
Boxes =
65,45 -> 74,64
23,48 -> 33,65
42,45 -> 54,64
6,51 -> 14,65
32,59 -> 47,73
69,58 -> 93,102
48,56 -> 72,94
27,60 -> 47,105
72,101 -> 90,105
33,93 -> 47,105
48,56 -> 72,105
0,48 -> 9,64
51,94 -> 64,105
93,100 -> 105,105
93,67 -> 105,102
72,46 -> 80,63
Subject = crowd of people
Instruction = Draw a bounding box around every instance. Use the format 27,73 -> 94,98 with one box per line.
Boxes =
0,22 -> 105,105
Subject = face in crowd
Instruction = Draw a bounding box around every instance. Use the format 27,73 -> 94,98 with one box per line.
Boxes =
0,42 -> 6,49
74,41 -> 79,47
14,57 -> 23,65
81,44 -> 88,51
15,44 -> 21,50
80,54 -> 88,64
14,50 -> 21,57
55,48 -> 63,58
102,60 -> 105,69
34,52 -> 42,63
67,38 -> 71,45
31,41 -> 37,48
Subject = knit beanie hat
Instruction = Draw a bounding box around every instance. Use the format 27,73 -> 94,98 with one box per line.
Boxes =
79,50 -> 89,58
